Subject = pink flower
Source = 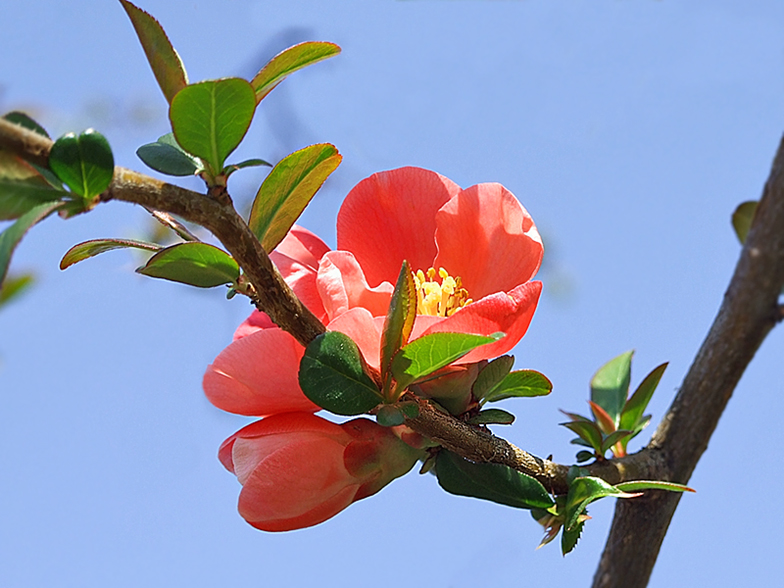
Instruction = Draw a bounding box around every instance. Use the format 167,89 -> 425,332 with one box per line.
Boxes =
218,412 -> 422,531
206,166 -> 542,415
203,166 -> 543,529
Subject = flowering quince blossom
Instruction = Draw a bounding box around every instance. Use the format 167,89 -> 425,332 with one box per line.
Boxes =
203,166 -> 543,530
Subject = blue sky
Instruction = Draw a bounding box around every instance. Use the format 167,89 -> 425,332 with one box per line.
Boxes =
2,1 -> 783,586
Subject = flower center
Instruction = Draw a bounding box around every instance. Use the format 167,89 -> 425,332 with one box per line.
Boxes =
413,267 -> 472,317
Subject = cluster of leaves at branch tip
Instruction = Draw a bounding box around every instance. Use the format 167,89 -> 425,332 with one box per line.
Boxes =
0,0 -> 345,295
560,350 -> 666,462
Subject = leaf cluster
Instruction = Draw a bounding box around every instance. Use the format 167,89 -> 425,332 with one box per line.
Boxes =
560,351 -> 666,462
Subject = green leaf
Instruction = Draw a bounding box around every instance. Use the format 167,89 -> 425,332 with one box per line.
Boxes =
435,450 -> 554,510
136,133 -> 202,176
483,369 -> 553,403
251,41 -> 341,103
615,480 -> 695,494
137,242 -> 239,288
565,476 -> 640,533
600,429 -> 633,455
588,400 -> 616,435
169,78 -> 256,174
398,401 -> 420,419
248,143 -> 341,252
376,404 -> 405,427
380,260 -> 417,381
0,272 -> 34,307
298,331 -> 382,416
120,0 -> 188,104
620,362 -> 667,434
732,200 -> 758,245
466,408 -> 515,425
561,518 -> 586,556
472,355 -> 514,402
590,351 -> 633,427
561,420 -> 604,454
0,173 -> 66,221
575,450 -> 595,463
49,130 -> 114,198
0,201 -> 62,286
390,332 -> 502,391
223,158 -> 272,177
60,238 -> 162,270
2,111 -> 49,138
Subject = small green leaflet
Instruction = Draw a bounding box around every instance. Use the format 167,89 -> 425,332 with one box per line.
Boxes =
0,272 -> 34,308
619,362 -> 667,437
60,238 -> 162,270
0,150 -> 65,220
483,369 -> 552,403
136,242 -> 239,288
136,133 -> 202,176
298,331 -> 382,416
49,130 -> 114,198
251,41 -> 341,103
472,355 -> 514,402
248,143 -> 341,252
466,408 -> 515,425
2,111 -> 49,138
120,0 -> 188,104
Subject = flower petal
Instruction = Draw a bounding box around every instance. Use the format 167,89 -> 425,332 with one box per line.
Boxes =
421,281 -> 542,362
233,414 -> 359,532
203,327 -> 318,416
434,182 -> 543,299
326,308 -> 383,372
274,225 -> 330,270
317,251 -> 393,321
337,167 -> 461,287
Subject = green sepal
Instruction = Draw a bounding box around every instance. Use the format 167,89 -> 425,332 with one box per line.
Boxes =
0,201 -> 63,287
590,350 -> 633,427
298,331 -> 382,416
169,78 -> 256,175
472,355 -> 514,402
380,260 -> 417,382
248,143 -> 341,252
435,450 -> 554,510
49,129 -> 114,198
136,133 -> 202,176
60,238 -> 162,270
251,41 -> 341,103
136,242 -> 239,288
391,332 -> 502,391
120,0 -> 188,104
376,404 -> 405,427
483,369 -> 552,403
732,200 -> 758,245
466,408 -> 515,425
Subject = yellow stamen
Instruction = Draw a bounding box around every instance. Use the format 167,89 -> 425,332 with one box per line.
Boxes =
412,266 -> 472,316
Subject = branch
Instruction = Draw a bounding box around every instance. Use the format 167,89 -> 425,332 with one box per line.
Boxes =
0,117 -> 664,499
592,133 -> 784,588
